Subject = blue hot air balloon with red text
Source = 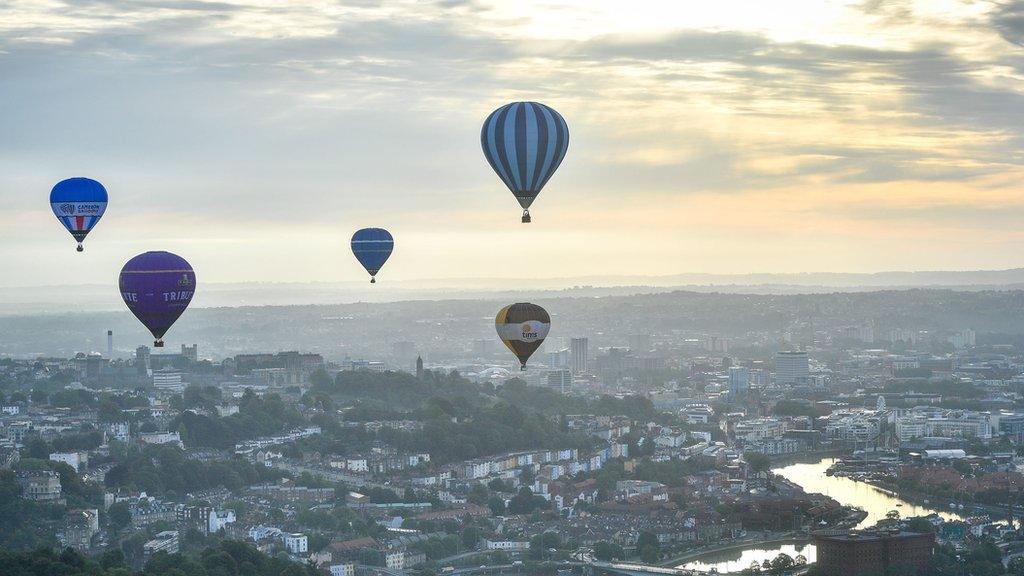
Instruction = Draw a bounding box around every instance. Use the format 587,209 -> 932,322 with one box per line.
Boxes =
351,228 -> 393,283
50,177 -> 108,252
119,251 -> 196,347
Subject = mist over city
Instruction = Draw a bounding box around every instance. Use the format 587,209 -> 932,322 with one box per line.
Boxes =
3,2 -> 1024,576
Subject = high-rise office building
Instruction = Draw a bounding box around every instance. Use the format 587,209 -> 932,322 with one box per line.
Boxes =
546,348 -> 570,369
547,369 -> 572,395
570,338 -> 588,374
775,351 -> 809,386
152,368 -> 184,392
136,346 -> 151,375
106,330 -> 113,359
728,366 -> 750,399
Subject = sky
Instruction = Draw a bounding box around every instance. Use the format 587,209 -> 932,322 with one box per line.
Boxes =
1,0 -> 1023,287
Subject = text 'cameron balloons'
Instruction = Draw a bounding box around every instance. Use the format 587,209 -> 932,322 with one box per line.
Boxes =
481,101 -> 569,223
119,251 -> 196,348
351,228 -> 394,283
50,177 -> 108,252
495,302 -> 551,370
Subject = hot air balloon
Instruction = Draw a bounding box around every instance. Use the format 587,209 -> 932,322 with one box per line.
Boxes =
49,177 -> 108,252
481,102 -> 569,223
119,251 -> 196,348
351,228 -> 394,283
495,302 -> 550,370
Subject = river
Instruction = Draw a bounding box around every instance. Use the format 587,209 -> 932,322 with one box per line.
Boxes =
679,458 -> 965,573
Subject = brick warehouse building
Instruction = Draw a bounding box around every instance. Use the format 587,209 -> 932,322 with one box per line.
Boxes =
813,529 -> 934,575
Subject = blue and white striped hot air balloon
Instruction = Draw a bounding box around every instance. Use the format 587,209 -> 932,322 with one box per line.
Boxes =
351,228 -> 394,283
50,177 -> 108,252
481,101 -> 569,223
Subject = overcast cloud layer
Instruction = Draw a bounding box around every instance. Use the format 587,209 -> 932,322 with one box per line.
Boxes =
1,0 -> 1023,286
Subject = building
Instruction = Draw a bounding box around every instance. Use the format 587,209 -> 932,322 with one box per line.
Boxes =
949,329 -> 976,350
107,330 -> 114,358
284,533 -> 308,555
547,369 -> 572,394
330,563 -> 356,576
775,351 -> 809,386
813,530 -> 934,576
136,345 -> 151,374
59,508 -> 99,551
138,431 -> 184,448
484,539 -> 531,551
570,338 -> 588,374
17,470 -> 62,502
152,368 -> 184,392
546,348 -> 570,369
181,344 -> 198,363
50,451 -> 88,472
208,509 -> 236,533
143,531 -> 180,561
384,549 -> 405,570
728,366 -> 749,399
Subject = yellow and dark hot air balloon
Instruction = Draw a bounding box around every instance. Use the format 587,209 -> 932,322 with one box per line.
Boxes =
495,302 -> 550,370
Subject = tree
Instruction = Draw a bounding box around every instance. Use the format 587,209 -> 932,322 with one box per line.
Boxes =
905,517 -> 934,533
744,452 -> 771,476
640,545 -> 659,564
593,541 -> 625,561
461,526 -> 480,549
637,532 -> 660,564
769,553 -> 793,574
468,483 -> 489,505
487,496 -> 506,516
107,502 -> 131,530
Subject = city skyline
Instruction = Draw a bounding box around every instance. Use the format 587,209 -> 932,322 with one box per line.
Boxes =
2,1 -> 1024,286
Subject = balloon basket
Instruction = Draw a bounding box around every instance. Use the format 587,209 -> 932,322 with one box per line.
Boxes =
76,244 -> 84,252
370,277 -> 376,284
154,340 -> 164,348
521,210 -> 531,223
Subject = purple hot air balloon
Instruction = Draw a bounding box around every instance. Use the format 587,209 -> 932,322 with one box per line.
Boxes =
119,251 -> 196,348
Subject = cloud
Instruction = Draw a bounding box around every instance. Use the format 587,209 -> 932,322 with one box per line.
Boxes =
993,0 -> 1024,46
1,0 -> 1023,284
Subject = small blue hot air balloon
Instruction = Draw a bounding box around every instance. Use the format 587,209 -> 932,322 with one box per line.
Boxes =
50,177 -> 108,252
481,102 -> 569,223
351,228 -> 394,283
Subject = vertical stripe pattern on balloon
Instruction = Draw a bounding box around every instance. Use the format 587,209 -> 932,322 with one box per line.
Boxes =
481,102 -> 569,209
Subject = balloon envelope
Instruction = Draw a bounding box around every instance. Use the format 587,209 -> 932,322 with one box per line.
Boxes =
119,251 -> 196,347
351,228 -> 394,282
495,302 -> 551,369
481,102 -> 569,213
50,177 -> 108,251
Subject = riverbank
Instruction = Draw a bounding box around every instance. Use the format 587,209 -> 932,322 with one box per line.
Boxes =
659,534 -> 810,568
857,476 -> 1007,523
767,449 -> 848,467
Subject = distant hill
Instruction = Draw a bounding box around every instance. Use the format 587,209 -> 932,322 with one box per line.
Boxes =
5,268 -> 1024,315
3,287 -> 1024,360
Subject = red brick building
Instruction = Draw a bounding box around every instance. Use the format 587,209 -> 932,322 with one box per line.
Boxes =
813,529 -> 934,575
